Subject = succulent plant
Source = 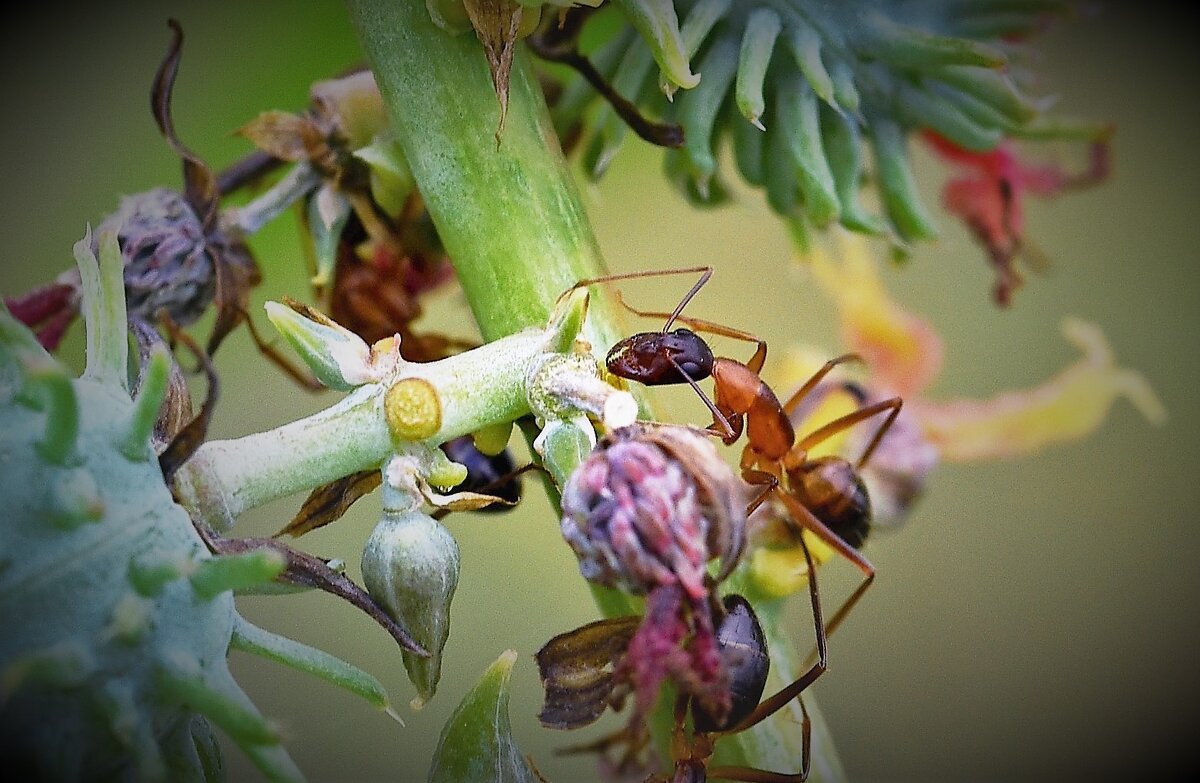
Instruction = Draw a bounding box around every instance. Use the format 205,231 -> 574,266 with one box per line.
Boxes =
0,233 -> 393,781
540,0 -> 1100,250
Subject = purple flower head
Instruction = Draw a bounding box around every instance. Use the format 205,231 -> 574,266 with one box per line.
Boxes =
561,423 -> 746,601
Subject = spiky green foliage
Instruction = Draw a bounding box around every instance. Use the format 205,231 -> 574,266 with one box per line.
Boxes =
0,234 -> 390,781
550,0 -> 1077,248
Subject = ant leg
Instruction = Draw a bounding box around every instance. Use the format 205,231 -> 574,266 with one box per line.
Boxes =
613,292 -> 768,373
852,397 -> 903,471
743,470 -> 779,516
704,699 -> 812,782
239,306 -> 324,391
780,353 -> 864,417
556,266 -> 713,328
793,397 -> 903,470
771,488 -> 877,651
724,506 -> 828,736
666,354 -> 739,440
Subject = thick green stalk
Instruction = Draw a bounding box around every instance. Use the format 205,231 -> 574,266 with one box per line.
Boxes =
348,0 -> 626,351
349,0 -> 642,618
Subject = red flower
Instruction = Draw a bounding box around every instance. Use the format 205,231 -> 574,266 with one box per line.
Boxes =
923,130 -> 1111,305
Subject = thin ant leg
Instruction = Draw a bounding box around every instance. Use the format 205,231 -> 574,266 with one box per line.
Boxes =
559,265 -> 713,327
666,354 -> 738,440
852,398 -> 903,470
780,353 -> 864,417
793,398 -> 903,467
728,473 -> 829,740
700,504 -> 825,778
612,291 -> 768,374
771,487 -> 877,658
705,696 -> 811,783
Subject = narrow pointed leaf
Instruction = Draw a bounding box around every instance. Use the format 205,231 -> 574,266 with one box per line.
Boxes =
777,70 -> 840,227
736,8 -> 782,127
894,79 -> 1004,152
657,0 -> 730,96
786,20 -> 836,106
428,650 -> 537,783
868,113 -> 938,242
613,0 -> 699,92
678,35 -> 739,194
231,616 -> 392,711
862,13 -> 1008,70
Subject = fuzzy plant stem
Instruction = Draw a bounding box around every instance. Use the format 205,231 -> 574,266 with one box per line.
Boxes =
348,2 -> 844,781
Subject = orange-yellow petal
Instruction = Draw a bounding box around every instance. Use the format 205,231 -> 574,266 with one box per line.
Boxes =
915,317 -> 1166,462
747,532 -> 837,599
806,232 -> 944,397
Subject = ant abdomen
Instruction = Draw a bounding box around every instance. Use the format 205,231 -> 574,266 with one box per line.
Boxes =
788,455 -> 872,550
440,435 -> 522,509
691,595 -> 769,734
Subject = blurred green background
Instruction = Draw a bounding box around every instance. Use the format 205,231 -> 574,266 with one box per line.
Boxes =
2,2 -> 1197,781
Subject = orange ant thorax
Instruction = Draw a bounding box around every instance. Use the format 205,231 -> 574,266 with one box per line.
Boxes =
711,358 -> 794,460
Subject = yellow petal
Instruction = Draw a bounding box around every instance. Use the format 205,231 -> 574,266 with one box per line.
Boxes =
747,532 -> 836,599
806,231 -> 944,397
916,317 -> 1166,461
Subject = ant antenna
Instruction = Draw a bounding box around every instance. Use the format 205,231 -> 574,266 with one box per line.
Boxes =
661,267 -> 712,332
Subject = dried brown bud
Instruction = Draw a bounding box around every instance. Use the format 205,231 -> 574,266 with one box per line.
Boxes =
95,188 -> 216,327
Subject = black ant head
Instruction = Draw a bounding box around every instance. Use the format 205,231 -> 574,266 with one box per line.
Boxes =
606,328 -> 715,386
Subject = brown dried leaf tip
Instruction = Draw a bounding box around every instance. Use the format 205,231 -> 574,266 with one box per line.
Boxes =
463,0 -> 525,141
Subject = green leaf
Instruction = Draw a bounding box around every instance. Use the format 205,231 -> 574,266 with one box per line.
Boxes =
428,649 -> 537,783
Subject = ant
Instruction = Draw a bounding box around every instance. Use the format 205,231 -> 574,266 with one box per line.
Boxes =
539,538 -> 828,782
565,265 -> 902,649
666,588 -> 821,782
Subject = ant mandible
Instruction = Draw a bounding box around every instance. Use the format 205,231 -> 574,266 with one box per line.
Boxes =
565,265 -> 903,643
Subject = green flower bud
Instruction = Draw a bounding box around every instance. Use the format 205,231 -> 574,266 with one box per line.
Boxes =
264,299 -> 380,390
361,510 -> 460,709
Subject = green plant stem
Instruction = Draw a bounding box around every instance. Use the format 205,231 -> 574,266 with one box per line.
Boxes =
348,0 -> 645,622
347,0 -> 627,351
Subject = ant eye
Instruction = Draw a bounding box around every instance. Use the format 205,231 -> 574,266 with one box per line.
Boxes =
674,328 -> 696,337
678,360 -> 702,376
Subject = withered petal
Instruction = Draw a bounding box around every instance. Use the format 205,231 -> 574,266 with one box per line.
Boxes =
152,20 -> 220,224
535,615 -> 640,730
277,469 -> 383,538
158,316 -> 218,483
206,245 -> 258,356
236,110 -> 327,162
462,0 -> 523,137
129,318 -> 193,448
